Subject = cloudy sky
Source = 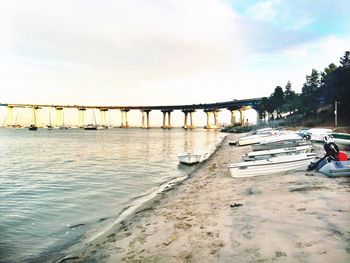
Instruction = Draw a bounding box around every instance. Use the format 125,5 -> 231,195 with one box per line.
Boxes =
0,0 -> 349,107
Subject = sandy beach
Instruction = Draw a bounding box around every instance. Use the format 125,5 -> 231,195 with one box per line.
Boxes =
61,134 -> 350,263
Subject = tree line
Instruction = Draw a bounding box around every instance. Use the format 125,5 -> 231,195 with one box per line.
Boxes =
257,51 -> 350,125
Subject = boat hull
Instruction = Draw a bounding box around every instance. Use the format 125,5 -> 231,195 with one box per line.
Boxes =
252,140 -> 311,151
178,154 -> 201,165
229,153 -> 316,178
243,145 -> 313,161
318,160 -> 350,177
330,133 -> 350,146
237,134 -> 274,146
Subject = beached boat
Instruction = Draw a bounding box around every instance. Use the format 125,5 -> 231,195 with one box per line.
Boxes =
229,153 -> 316,178
327,133 -> 350,146
252,133 -> 310,151
252,140 -> 311,151
317,160 -> 350,177
236,132 -> 277,146
302,128 -> 332,142
178,153 -> 202,165
243,145 -> 313,161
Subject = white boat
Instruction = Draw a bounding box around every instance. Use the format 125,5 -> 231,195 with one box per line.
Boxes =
252,133 -> 309,151
236,132 -> 276,146
304,128 -> 332,142
326,133 -> 350,146
243,145 -> 313,161
318,160 -> 350,177
178,153 -> 202,165
229,153 -> 316,178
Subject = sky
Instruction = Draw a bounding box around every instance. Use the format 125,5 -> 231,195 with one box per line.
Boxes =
0,0 -> 349,111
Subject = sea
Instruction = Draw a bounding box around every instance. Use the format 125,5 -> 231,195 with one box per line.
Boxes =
0,128 -> 222,262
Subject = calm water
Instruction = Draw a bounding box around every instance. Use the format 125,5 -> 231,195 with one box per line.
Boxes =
0,128 -> 221,262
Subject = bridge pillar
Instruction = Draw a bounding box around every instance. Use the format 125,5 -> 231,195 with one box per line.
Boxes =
99,109 -> 108,127
161,110 -> 172,129
120,109 -> 129,128
141,110 -> 151,128
205,111 -> 212,129
190,111 -> 195,129
205,110 -> 219,129
78,108 -> 86,128
182,110 -> 195,129
183,112 -> 188,129
239,106 -> 252,127
55,107 -> 64,127
213,110 -> 220,128
6,106 -> 14,126
230,109 -> 241,126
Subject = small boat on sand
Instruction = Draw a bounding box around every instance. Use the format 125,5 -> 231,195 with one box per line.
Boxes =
308,142 -> 350,177
317,160 -> 350,177
229,153 -> 316,178
252,133 -> 309,151
252,140 -> 311,151
236,132 -> 276,146
301,128 -> 332,142
243,145 -> 313,161
326,133 -> 350,146
178,153 -> 202,165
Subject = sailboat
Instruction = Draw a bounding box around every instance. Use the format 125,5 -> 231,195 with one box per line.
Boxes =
59,110 -> 68,129
47,111 -> 53,130
84,111 -> 98,130
29,108 -> 38,131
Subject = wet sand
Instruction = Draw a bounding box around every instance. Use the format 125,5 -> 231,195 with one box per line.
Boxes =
61,134 -> 350,262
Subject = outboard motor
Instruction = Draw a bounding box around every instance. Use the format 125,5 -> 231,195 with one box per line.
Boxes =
323,142 -> 339,160
307,142 -> 340,171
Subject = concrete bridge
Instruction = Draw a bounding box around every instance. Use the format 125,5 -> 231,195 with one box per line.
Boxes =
1,98 -> 262,129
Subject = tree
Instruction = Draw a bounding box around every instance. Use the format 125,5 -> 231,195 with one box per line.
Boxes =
301,69 -> 321,116
340,51 -> 350,68
283,81 -> 297,114
271,86 -> 284,118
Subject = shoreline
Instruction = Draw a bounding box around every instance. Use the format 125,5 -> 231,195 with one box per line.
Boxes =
60,134 -> 350,262
56,133 -> 228,262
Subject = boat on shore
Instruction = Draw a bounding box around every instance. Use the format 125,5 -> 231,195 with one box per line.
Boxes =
229,153 -> 316,178
243,145 -> 313,161
326,133 -> 350,146
178,153 -> 202,165
317,160 -> 350,177
236,132 -> 276,146
300,128 -> 332,142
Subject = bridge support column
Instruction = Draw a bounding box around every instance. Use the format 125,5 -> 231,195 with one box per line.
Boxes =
183,112 -> 188,129
239,106 -> 252,127
6,106 -> 14,126
230,110 -> 236,126
161,110 -> 172,129
141,110 -> 151,128
182,110 -> 195,129
213,110 -> 219,128
205,110 -> 219,129
99,109 -> 108,127
120,109 -> 129,128
78,108 -> 86,128
55,107 -> 64,127
190,111 -> 195,129
205,111 -> 212,129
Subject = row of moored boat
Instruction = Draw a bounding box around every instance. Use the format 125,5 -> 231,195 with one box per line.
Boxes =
228,127 -> 350,178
